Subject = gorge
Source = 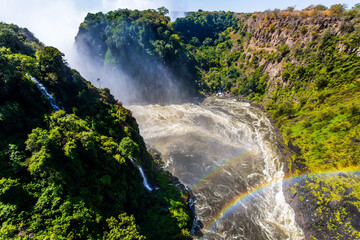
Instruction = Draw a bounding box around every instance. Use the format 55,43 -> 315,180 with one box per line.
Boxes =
1,3 -> 360,240
130,97 -> 304,239
73,6 -> 360,239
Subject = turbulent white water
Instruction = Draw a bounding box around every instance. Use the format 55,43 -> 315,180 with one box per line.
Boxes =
130,97 -> 304,240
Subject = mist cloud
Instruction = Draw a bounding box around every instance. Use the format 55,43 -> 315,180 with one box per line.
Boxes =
0,0 -> 89,64
0,0 -> 188,66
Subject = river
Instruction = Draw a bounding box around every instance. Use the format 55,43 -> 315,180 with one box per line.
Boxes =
129,97 -> 304,240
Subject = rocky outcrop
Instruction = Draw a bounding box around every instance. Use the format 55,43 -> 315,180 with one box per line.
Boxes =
235,11 -> 357,92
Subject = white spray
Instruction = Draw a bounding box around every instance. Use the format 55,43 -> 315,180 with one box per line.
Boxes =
130,97 -> 305,240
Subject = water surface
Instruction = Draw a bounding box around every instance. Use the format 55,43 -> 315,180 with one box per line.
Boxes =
130,97 -> 304,240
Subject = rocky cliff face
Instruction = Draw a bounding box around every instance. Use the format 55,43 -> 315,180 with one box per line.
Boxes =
236,10 -> 359,93
185,7 -> 360,239
231,9 -> 360,240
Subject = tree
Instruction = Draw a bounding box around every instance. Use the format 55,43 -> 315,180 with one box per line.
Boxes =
157,7 -> 169,16
103,213 -> 145,240
304,5 -> 314,11
189,37 -> 200,46
36,46 -> 65,75
313,4 -> 328,11
329,4 -> 346,16
119,137 -> 140,159
169,200 -> 190,228
353,3 -> 360,10
287,6 -> 295,12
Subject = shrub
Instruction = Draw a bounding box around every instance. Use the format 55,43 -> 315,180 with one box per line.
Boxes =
340,23 -> 355,33
274,101 -> 295,118
278,44 -> 290,57
119,137 -> 140,159
329,4 -> 346,16
300,26 -> 308,35
104,213 -> 145,240
315,76 -> 328,89
315,109 -> 335,122
329,121 -> 352,132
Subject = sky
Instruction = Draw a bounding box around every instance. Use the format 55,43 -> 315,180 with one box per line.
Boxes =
0,0 -> 359,65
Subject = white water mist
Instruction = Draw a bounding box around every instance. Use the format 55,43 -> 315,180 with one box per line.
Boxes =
130,97 -> 304,240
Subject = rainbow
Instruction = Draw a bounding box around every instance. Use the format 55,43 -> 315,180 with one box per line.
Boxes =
206,168 -> 360,230
190,148 -> 255,191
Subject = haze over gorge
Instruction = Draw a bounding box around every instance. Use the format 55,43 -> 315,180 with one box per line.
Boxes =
1,2 -> 360,240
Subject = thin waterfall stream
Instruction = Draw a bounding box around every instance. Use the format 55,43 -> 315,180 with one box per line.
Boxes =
129,97 -> 304,240
28,75 -> 62,111
130,158 -> 155,192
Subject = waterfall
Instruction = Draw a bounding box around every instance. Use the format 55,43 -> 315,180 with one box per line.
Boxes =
28,75 -> 63,111
130,97 -> 305,240
130,158 -> 154,191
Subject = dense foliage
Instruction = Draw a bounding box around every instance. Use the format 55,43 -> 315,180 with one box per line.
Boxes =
75,8 -> 199,103
173,11 -> 238,44
175,5 -> 360,239
73,5 -> 360,238
0,22 -> 191,239
172,11 -> 268,98
3,3 -> 360,239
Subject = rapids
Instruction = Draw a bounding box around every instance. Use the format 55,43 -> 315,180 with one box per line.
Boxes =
130,97 -> 304,240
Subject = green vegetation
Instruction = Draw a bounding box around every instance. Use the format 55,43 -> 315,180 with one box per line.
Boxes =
171,11 -> 268,99
73,5 -> 360,238
0,22 -> 191,239
173,11 -> 238,45
170,5 -> 360,239
75,8 -> 199,102
293,173 -> 360,239
3,3 -> 360,239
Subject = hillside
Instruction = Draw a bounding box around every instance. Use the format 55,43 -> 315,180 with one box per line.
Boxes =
176,5 -> 360,240
185,6 -> 360,173
0,22 -> 191,239
73,5 -> 360,239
